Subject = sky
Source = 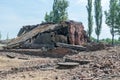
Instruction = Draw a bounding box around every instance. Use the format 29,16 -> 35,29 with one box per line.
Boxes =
0,0 -> 118,40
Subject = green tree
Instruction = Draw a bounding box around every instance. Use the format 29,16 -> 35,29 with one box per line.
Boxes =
58,0 -> 68,22
105,0 -> 118,45
94,0 -> 102,42
118,37 -> 120,41
44,12 -> 54,22
86,0 -> 93,39
114,1 -> 120,37
44,0 -> 69,23
114,27 -> 120,36
52,0 -> 60,23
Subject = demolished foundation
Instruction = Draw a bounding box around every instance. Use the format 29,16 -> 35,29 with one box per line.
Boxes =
7,21 -> 90,49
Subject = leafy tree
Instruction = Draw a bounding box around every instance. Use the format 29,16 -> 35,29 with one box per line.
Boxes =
101,38 -> 120,44
106,38 -> 112,43
90,37 -> 97,42
86,0 -> 93,39
114,27 -> 120,36
58,0 -> 68,22
44,12 -> 54,22
114,1 -> 120,36
44,0 -> 69,23
105,0 -> 119,45
118,37 -> 120,41
52,0 -> 60,23
94,0 -> 102,42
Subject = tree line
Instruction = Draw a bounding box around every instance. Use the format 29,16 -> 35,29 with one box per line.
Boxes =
105,0 -> 120,45
44,0 -> 120,45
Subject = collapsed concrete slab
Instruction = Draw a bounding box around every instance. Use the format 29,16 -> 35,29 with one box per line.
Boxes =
6,21 -> 90,49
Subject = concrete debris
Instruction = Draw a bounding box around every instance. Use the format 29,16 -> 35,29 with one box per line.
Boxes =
0,43 -> 120,80
6,21 -> 89,49
57,62 -> 79,69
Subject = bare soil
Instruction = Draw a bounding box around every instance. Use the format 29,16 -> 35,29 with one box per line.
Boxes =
0,46 -> 120,80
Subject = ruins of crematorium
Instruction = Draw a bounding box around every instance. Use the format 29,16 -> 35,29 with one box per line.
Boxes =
6,20 -> 91,50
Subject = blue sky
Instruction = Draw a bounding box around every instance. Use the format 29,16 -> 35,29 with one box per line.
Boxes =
0,0 -> 117,40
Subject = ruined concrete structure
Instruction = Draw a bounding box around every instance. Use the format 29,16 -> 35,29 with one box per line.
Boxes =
66,21 -> 87,45
17,24 -> 40,37
7,21 -> 90,49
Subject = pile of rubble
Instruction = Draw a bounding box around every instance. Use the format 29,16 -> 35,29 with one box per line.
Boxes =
2,20 -> 110,54
6,21 -> 90,49
0,46 -> 119,80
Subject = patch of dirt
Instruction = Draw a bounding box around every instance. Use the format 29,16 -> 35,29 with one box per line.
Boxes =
0,46 -> 120,80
